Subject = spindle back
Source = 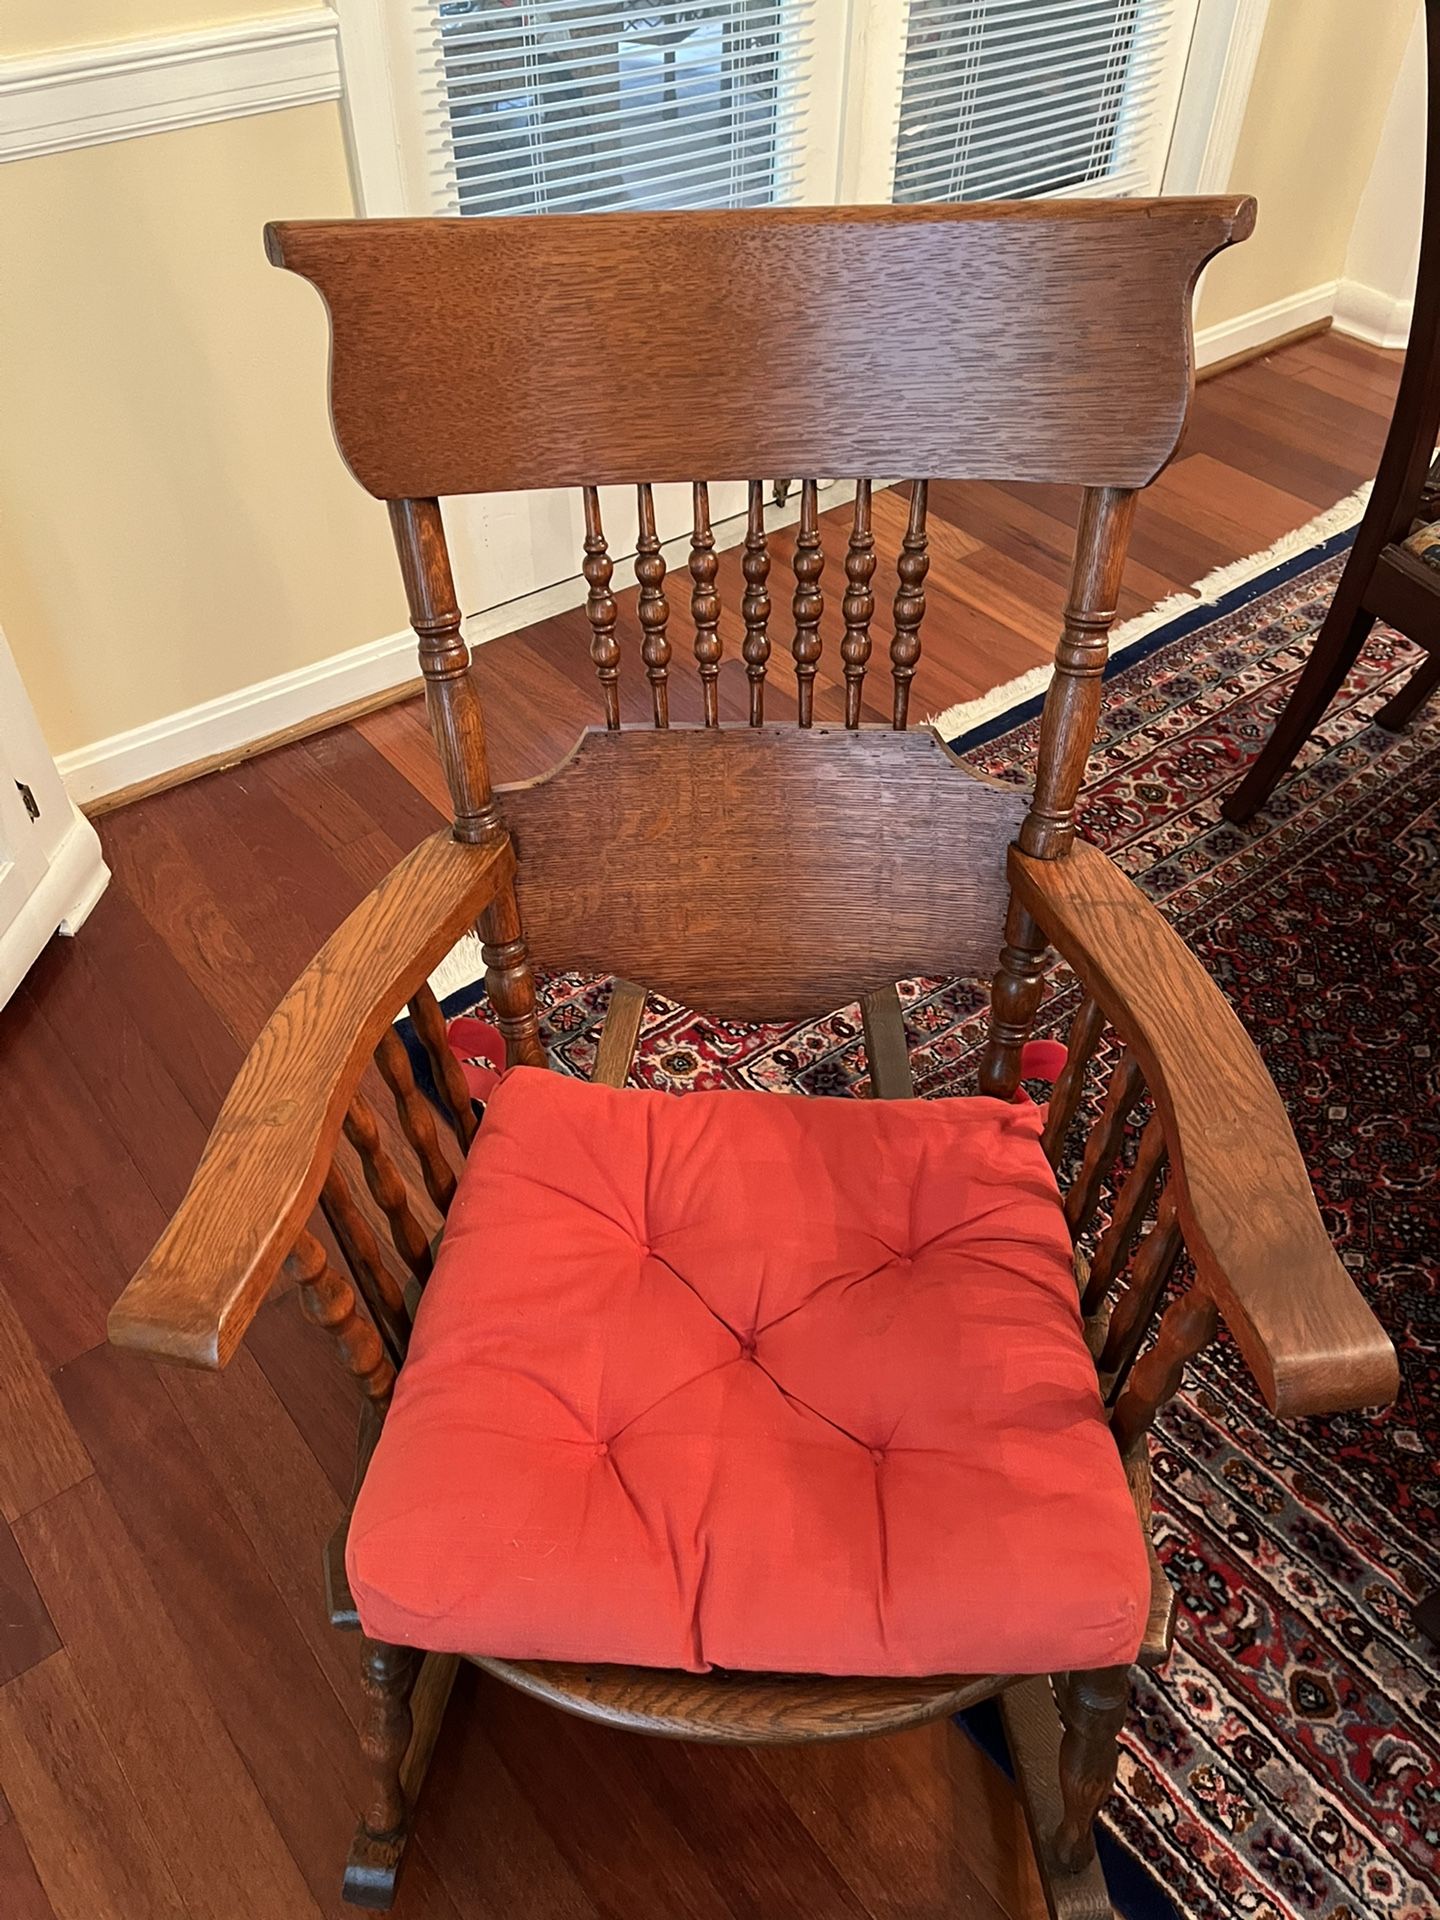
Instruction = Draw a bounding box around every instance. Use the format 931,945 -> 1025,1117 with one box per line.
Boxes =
265,200 -> 1254,1024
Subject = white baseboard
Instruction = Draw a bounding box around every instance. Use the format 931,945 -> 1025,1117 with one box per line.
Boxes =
1194,279 -> 1338,369
1331,277 -> 1414,350
60,482 -> 855,809
0,8 -> 341,163
58,625 -> 418,806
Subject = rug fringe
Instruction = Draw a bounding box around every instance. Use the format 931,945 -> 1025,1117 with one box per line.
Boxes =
925,483 -> 1371,744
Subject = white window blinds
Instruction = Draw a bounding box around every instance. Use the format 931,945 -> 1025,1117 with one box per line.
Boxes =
421,1 -> 818,217
892,0 -> 1196,204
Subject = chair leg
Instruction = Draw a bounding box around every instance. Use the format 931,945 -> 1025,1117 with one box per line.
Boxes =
1053,1667 -> 1129,1875
999,1674 -> 1118,1920
343,1640 -> 460,1910
1373,647 -> 1440,731
1223,604 -> 1377,823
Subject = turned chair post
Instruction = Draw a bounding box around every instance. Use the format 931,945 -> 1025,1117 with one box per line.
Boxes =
978,486 -> 1137,1096
389,498 -> 503,847
389,495 -> 546,1069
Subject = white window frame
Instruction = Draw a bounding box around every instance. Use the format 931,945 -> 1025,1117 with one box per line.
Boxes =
334,0 -> 1272,220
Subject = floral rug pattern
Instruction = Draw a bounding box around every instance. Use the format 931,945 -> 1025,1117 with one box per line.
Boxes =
428,535 -> 1439,1920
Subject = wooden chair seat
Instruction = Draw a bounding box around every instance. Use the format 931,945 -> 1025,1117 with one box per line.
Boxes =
468,1655 -> 997,1745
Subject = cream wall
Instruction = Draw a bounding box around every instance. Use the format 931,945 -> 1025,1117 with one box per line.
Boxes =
0,100 -> 404,760
1342,5 -> 1426,341
1197,0 -> 1419,332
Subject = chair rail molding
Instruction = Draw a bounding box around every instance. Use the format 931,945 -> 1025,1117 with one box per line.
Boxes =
0,8 -> 342,164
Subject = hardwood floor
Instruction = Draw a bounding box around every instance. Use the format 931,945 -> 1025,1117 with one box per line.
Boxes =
0,329 -> 1402,1920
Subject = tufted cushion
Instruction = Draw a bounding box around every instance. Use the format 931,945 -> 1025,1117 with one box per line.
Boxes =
347,1068 -> 1149,1676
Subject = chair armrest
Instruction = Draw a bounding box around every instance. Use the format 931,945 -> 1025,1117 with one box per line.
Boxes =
1009,840 -> 1399,1418
108,831 -> 513,1372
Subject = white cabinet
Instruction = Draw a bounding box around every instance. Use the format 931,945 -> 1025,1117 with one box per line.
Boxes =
0,624 -> 109,1007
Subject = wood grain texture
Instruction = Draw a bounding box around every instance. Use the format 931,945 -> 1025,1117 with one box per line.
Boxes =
0,1281 -> 92,1524
0,1522 -> 59,1685
1011,839 -> 1399,1416
107,831 -> 512,1370
0,1651 -> 189,1920
469,1656 -> 1008,1746
264,199 -> 1253,496
12,1477 -> 322,1919
500,725 -> 1025,1023
860,986 -> 916,1100
592,979 -> 647,1089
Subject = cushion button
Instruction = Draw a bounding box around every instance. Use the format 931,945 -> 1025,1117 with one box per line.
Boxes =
594,1441 -> 610,1459
870,1447 -> 885,1465
738,1336 -> 756,1358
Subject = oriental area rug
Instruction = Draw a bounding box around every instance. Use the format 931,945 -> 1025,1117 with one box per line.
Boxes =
408,496 -> 1439,1920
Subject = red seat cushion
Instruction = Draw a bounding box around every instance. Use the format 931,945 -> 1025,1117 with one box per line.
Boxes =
348,1068 -> 1149,1676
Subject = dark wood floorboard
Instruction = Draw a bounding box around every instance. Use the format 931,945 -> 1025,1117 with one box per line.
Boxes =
0,331 -> 1402,1918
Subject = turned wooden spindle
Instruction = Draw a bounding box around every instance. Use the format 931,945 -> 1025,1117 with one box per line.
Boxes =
1081,1114 -> 1168,1317
890,481 -> 930,729
689,481 -> 722,727
581,486 -> 620,729
1110,1288 -> 1219,1457
841,479 -> 876,728
791,478 -> 824,727
388,498 -> 501,845
1020,485 -> 1137,857
741,479 -> 772,726
321,1165 -> 411,1363
1099,1187 -> 1183,1390
980,488 -> 1139,1096
357,1637 -> 419,1840
286,1229 -> 395,1409
479,881 -> 546,1069
978,898 -> 1050,1098
1065,1050 -> 1145,1239
635,482 -> 671,728
375,1029 -> 458,1215
1039,996 -> 1104,1166
407,984 -> 478,1151
343,1094 -> 433,1284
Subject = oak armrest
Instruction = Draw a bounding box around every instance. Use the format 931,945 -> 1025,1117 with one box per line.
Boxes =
1010,840 -> 1399,1418
109,831 -> 514,1371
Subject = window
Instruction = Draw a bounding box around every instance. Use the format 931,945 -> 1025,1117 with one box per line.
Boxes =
423,1 -> 817,217
892,0 -> 1197,204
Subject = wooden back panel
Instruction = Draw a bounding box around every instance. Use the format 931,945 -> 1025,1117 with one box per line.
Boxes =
497,725 -> 1026,1023
265,200 -> 1253,497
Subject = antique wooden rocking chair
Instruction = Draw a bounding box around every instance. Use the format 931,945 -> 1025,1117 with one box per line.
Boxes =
109,203 -> 1399,1916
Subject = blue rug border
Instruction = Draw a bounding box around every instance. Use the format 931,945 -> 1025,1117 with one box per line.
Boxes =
941,520 -> 1358,756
